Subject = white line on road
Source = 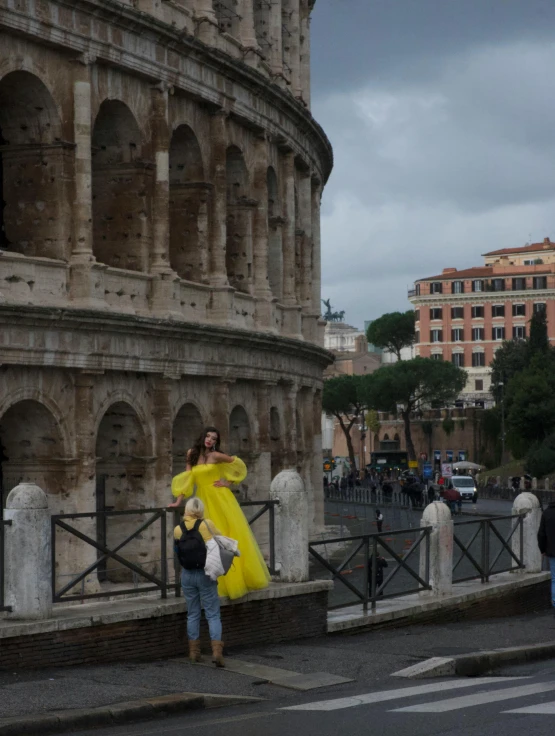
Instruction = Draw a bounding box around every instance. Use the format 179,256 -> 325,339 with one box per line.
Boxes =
280,677 -> 525,712
391,680 -> 555,713
504,701 -> 555,715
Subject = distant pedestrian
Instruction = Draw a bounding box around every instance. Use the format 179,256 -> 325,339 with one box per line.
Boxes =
368,553 -> 388,596
537,499 -> 555,612
375,509 -> 384,533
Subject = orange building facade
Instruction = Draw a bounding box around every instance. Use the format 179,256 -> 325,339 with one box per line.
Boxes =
409,238 -> 555,406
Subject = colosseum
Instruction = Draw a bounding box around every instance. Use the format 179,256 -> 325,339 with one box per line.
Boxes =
0,0 -> 332,585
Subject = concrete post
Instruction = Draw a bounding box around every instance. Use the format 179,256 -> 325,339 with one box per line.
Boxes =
420,501 -> 453,596
4,484 -> 52,620
512,492 -> 542,574
270,469 -> 308,582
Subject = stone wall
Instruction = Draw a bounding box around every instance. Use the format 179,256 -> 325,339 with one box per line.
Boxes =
0,1 -> 333,584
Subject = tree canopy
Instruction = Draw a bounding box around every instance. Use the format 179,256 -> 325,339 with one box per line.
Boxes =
322,375 -> 363,472
366,311 -> 415,360
360,357 -> 466,460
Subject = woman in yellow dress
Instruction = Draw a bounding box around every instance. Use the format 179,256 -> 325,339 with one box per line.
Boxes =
168,426 -> 271,600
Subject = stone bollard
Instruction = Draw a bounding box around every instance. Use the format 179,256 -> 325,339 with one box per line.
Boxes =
545,477 -> 550,492
511,492 -> 542,574
270,470 -> 308,583
4,483 -> 52,619
532,477 -> 538,491
419,502 -> 453,596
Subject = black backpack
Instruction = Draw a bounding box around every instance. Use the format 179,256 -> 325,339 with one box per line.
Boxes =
175,520 -> 207,570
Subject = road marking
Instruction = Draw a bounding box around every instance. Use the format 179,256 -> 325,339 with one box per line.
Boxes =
280,677 -> 524,712
504,701 -> 555,715
391,680 -> 555,713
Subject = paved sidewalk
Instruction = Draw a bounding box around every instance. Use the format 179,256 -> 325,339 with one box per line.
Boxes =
1,607 -> 554,723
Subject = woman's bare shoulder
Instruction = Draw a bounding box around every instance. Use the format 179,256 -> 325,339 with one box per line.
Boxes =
210,451 -> 234,463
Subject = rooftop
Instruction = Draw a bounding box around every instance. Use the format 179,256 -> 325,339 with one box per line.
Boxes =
483,237 -> 555,257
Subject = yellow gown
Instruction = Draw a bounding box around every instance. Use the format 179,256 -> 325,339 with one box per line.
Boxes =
171,457 -> 271,600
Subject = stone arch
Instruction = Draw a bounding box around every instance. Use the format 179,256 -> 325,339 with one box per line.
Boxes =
226,145 -> 253,293
169,125 -> 209,283
267,166 -> 283,299
270,406 -> 283,479
95,401 -> 150,583
92,100 -> 151,272
383,433 -> 389,441
0,399 -> 67,506
172,402 -> 204,475
229,405 -> 251,456
0,70 -> 70,260
394,433 -> 400,443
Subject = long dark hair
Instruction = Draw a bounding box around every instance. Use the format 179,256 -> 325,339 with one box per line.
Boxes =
188,426 -> 221,467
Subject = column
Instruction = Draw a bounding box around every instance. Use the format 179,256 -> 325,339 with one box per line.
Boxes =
209,111 -> 229,287
212,380 -> 231,449
299,0 -> 311,105
283,0 -> 301,97
270,470 -> 309,582
298,171 -> 312,312
311,179 -> 322,314
252,136 -> 273,328
283,381 -> 298,467
269,0 -> 283,75
281,151 -> 296,305
69,56 -> 102,306
150,84 -> 171,273
151,378 -> 174,507
239,0 -> 258,47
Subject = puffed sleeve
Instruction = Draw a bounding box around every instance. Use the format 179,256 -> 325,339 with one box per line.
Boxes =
171,470 -> 195,498
221,456 -> 247,484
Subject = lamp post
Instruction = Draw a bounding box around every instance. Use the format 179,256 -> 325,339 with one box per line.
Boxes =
499,380 -> 505,465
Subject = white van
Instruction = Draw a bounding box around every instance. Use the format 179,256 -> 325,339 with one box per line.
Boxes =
448,475 -> 478,502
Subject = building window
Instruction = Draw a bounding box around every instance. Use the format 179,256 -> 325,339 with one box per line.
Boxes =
533,276 -> 547,289
430,329 -> 443,343
472,280 -> 483,292
430,282 -> 443,294
414,309 -> 420,322
431,353 -> 443,361
491,278 -> 505,292
493,326 -> 505,341
452,353 -> 464,367
415,283 -> 421,296
451,328 -> 464,342
491,304 -> 505,318
452,281 -> 464,294
512,277 -> 526,291
451,306 -> 464,319
430,307 -> 443,320
534,302 -> 546,314
471,305 -> 484,318
513,325 -> 526,339
512,303 -> 525,317
475,379 -> 484,391
472,353 -> 485,368
472,327 -> 484,341
524,258 -> 543,265
415,330 -> 420,344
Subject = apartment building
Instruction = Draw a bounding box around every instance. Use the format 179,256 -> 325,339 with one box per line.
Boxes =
408,237 -> 555,406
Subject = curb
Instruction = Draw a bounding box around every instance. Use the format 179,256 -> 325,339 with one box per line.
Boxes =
393,640 -> 555,679
0,692 -> 264,735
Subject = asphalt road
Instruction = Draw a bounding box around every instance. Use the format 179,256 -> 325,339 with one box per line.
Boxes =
68,670 -> 555,736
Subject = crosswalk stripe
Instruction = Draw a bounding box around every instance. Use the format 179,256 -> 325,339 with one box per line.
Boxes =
280,677 -> 525,712
504,701 -> 555,715
391,681 -> 555,713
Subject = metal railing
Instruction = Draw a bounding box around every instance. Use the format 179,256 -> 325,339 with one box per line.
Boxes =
51,500 -> 278,604
309,526 -> 432,611
452,514 -> 524,583
0,519 -> 12,612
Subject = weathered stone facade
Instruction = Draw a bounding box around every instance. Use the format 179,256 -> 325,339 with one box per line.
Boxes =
0,0 -> 332,587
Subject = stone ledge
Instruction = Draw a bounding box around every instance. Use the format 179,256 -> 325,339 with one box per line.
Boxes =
327,572 -> 551,633
0,580 -> 332,639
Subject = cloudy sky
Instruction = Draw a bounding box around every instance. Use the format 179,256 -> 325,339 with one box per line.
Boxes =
311,0 -> 555,329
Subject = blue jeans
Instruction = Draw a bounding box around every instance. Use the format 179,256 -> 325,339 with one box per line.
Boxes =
550,557 -> 555,608
181,569 -> 222,641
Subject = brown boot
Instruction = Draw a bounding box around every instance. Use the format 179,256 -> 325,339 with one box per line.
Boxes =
211,640 -> 225,668
188,639 -> 202,664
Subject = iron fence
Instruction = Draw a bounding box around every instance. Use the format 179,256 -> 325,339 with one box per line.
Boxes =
0,519 -> 12,612
51,500 -> 279,604
452,514 -> 524,583
309,526 -> 432,611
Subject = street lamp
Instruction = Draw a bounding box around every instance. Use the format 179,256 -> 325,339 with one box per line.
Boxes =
499,380 -> 505,465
